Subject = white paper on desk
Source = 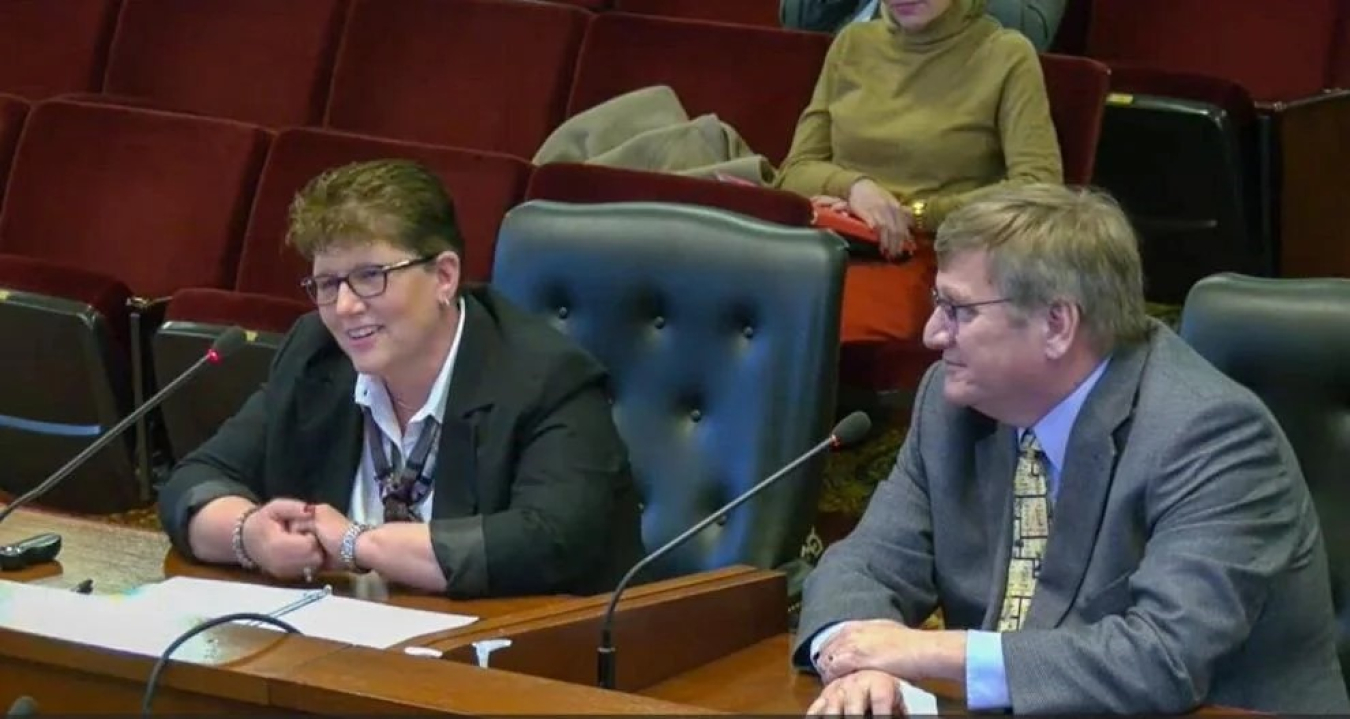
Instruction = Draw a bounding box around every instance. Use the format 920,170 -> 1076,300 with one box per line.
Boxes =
123,576 -> 477,649
898,679 -> 940,715
0,579 -> 203,658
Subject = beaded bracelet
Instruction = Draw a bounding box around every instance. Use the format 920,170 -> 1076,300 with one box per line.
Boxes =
232,506 -> 261,570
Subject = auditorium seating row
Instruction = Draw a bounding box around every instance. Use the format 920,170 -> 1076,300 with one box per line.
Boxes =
2,0 -> 1347,294
0,0 -> 1346,513
0,50 -> 1110,513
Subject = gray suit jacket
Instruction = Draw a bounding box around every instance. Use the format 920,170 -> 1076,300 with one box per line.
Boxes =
795,322 -> 1349,713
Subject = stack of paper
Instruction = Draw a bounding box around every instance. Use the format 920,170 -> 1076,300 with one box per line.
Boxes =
123,576 -> 478,649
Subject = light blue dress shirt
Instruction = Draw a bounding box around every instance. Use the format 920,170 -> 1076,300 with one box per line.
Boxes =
810,358 -> 1110,711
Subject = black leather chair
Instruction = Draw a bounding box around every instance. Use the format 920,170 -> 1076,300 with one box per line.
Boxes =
491,200 -> 847,582
1179,272 -> 1350,690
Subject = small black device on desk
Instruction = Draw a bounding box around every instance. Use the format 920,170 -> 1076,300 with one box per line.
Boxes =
0,532 -> 62,571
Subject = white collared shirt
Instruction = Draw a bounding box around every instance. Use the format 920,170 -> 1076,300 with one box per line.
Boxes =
348,298 -> 466,525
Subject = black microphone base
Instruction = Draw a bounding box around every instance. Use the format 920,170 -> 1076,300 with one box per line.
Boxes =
597,646 -> 616,689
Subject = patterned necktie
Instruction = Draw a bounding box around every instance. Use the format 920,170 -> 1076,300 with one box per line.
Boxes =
364,409 -> 441,523
997,430 -> 1053,632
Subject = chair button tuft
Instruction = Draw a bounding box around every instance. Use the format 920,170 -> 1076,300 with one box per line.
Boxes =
690,408 -> 702,422
743,325 -> 754,338
653,315 -> 665,329
557,306 -> 569,319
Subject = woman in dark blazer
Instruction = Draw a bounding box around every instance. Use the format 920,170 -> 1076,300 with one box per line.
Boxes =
157,159 -> 644,598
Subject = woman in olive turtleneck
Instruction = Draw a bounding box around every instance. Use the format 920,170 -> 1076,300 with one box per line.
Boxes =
775,0 -> 1062,355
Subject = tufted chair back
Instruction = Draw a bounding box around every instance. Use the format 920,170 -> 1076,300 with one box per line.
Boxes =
1180,273 -> 1350,691
491,201 -> 847,581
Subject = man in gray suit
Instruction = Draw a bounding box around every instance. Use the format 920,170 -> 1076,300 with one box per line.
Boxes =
798,184 -> 1348,715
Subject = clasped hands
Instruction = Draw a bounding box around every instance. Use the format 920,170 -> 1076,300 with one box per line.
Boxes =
807,619 -> 935,718
237,498 -> 358,581
812,179 -> 918,261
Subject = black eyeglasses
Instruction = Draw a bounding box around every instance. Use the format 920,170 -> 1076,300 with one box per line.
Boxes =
300,254 -> 437,306
930,287 -> 1012,326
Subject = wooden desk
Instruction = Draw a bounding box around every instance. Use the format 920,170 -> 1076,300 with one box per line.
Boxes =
0,506 -> 799,714
1,506 -> 1254,715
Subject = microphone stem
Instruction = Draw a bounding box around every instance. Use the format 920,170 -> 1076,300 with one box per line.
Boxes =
595,433 -> 836,689
0,352 -> 213,523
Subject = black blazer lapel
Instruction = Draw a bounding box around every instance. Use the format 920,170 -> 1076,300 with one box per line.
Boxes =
431,294 -> 498,520
291,357 -> 362,515
1026,339 -> 1150,628
976,422 -> 1018,629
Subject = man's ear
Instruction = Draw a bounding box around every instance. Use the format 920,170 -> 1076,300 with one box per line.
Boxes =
1043,299 -> 1081,360
435,250 -> 462,299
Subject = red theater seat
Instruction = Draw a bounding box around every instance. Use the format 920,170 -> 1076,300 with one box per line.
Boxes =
612,0 -> 780,28
526,163 -> 813,227
566,13 -> 831,164
0,99 -> 268,513
1040,53 -> 1110,186
325,0 -> 591,157
1087,0 -> 1350,282
97,0 -> 348,127
1089,0 -> 1339,103
0,94 -> 28,202
0,0 -> 120,99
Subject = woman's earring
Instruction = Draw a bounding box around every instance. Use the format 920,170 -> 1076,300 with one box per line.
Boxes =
439,296 -> 451,309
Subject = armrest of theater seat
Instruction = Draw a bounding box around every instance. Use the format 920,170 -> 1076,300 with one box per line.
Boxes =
0,253 -> 133,346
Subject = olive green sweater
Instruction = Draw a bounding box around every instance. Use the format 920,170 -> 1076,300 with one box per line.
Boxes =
775,0 -> 1063,227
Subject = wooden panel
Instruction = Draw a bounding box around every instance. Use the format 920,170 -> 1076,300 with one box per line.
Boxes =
1274,92 -> 1350,277
433,567 -> 786,692
274,645 -> 722,715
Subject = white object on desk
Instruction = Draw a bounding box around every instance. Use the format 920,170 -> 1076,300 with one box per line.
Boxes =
124,576 -> 478,649
473,638 -> 512,668
0,576 -> 478,657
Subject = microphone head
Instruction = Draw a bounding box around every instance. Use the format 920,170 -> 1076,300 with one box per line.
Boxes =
7,696 -> 37,716
831,411 -> 872,447
208,326 -> 250,361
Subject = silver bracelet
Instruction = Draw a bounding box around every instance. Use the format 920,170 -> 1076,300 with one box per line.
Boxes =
232,506 -> 260,570
340,522 -> 374,572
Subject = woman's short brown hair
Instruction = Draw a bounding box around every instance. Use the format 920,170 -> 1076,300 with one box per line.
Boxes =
285,159 -> 463,262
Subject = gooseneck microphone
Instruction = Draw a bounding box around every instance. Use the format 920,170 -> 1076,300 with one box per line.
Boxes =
0,327 -> 249,568
595,411 -> 873,689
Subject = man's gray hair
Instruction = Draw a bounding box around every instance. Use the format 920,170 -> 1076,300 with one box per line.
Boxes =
935,184 -> 1150,352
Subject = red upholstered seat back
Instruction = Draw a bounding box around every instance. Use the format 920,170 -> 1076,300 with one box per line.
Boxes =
612,0 -> 780,28
236,127 -> 532,301
566,12 -> 831,164
1088,0 -> 1340,102
0,0 -> 121,99
526,163 -> 812,227
0,99 -> 269,297
102,0 -> 348,127
325,0 -> 591,157
1040,53 -> 1110,186
0,94 -> 28,202
1333,0 -> 1350,88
